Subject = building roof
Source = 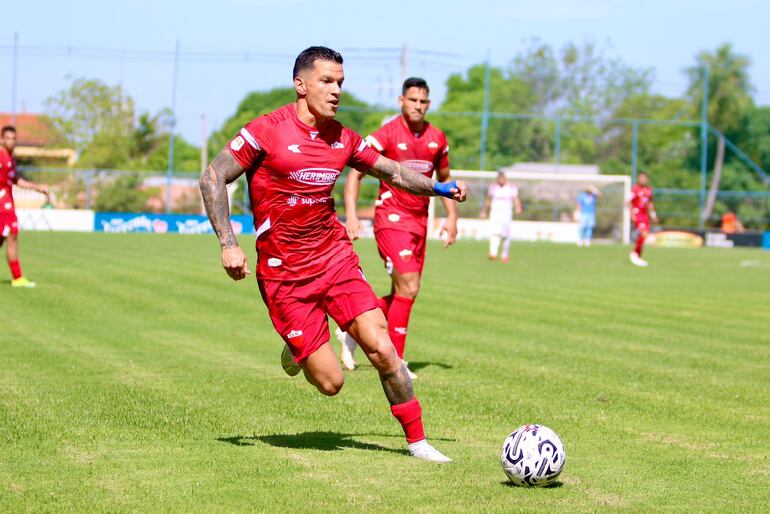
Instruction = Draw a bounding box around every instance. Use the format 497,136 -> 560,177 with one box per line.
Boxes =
0,113 -> 58,147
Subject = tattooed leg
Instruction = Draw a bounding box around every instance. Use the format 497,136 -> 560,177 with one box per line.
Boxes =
347,308 -> 414,405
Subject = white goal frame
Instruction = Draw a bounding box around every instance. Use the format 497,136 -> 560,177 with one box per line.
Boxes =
428,170 -> 632,244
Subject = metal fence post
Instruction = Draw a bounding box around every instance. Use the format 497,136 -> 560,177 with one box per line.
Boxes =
631,120 -> 639,182
699,65 -> 709,229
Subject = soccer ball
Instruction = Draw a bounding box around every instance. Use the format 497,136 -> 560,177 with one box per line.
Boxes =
501,424 -> 566,487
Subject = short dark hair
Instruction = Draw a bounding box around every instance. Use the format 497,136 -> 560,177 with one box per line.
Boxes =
402,77 -> 429,95
1,125 -> 16,136
293,46 -> 343,79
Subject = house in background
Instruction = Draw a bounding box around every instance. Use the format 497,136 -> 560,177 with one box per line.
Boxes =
0,113 -> 76,167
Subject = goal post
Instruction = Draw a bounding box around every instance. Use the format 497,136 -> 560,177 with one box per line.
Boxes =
428,170 -> 631,244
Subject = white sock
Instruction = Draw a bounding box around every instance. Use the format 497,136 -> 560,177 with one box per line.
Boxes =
408,439 -> 429,453
489,235 -> 501,257
501,237 -> 511,259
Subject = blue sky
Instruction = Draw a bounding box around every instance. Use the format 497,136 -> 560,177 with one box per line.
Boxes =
2,0 -> 769,145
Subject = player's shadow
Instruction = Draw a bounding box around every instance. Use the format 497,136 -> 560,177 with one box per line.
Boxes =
500,480 -> 564,489
405,361 -> 453,372
217,431 -> 408,455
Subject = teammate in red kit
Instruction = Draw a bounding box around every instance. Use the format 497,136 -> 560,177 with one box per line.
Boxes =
199,47 -> 467,462
338,78 -> 456,378
0,125 -> 49,288
628,172 -> 658,267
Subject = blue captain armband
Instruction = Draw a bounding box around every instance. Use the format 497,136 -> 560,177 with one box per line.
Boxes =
433,180 -> 458,198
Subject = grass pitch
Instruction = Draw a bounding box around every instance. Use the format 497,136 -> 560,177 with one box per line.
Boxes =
1,232 -> 769,512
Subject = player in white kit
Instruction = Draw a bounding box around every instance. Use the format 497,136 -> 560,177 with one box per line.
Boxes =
480,171 -> 521,262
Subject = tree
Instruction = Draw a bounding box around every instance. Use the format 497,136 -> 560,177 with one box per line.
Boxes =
93,173 -> 153,212
45,78 -> 136,169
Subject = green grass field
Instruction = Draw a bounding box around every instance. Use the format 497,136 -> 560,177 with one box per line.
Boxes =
2,232 -> 769,512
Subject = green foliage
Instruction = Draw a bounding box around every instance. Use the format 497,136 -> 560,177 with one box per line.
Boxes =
93,173 -> 153,212
45,77 -> 200,172
686,43 -> 753,133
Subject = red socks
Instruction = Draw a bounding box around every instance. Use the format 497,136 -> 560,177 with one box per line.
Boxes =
390,397 -> 425,443
8,260 -> 22,280
388,295 -> 414,359
634,234 -> 646,256
378,294 -> 393,316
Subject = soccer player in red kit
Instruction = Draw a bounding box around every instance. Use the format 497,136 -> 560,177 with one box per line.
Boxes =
0,125 -> 49,288
199,47 -> 466,462
338,78 -> 457,378
629,172 -> 658,267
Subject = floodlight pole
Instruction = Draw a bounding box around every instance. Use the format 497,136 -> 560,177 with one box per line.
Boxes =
166,40 -> 180,214
631,120 -> 639,182
11,33 -> 18,125
479,50 -> 491,171
699,65 -> 709,229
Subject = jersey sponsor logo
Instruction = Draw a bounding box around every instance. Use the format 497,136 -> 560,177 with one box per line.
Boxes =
230,135 -> 245,151
268,257 -> 282,267
402,159 -> 433,173
388,213 -> 400,222
286,329 -> 303,339
289,168 -> 340,185
428,141 -> 439,149
398,249 -> 413,261
288,144 -> 301,153
287,195 -> 298,206
397,143 -> 407,150
309,131 -> 319,140
331,141 -> 345,149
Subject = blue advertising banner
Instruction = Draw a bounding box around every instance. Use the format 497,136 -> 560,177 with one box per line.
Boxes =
94,213 -> 255,235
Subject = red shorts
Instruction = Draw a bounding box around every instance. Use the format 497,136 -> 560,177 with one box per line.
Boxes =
0,212 -> 19,238
258,254 -> 379,364
633,214 -> 650,233
374,228 -> 427,275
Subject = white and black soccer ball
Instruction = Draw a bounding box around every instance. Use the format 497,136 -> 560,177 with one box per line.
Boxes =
501,424 -> 566,487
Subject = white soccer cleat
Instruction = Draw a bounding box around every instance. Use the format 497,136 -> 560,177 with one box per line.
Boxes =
281,344 -> 302,377
629,251 -> 649,267
335,327 -> 357,370
408,440 -> 452,463
402,360 -> 417,380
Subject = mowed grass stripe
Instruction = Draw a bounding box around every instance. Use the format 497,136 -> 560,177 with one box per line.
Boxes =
1,232 -> 769,512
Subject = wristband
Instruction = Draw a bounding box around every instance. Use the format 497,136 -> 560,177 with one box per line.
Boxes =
433,180 -> 458,198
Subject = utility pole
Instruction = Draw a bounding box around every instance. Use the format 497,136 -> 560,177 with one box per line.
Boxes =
200,114 -> 208,174
479,50 -> 492,171
11,33 -> 19,125
400,43 -> 408,84
699,65 -> 709,229
166,40 -> 180,214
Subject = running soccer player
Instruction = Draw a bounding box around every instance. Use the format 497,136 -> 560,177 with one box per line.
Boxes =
576,186 -> 600,247
338,77 -> 457,377
0,125 -> 49,288
199,47 -> 466,462
629,172 -> 658,267
480,171 -> 521,262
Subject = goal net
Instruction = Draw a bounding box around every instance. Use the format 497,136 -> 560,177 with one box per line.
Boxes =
428,170 -> 631,244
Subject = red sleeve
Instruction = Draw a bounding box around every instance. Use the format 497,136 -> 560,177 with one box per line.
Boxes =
438,132 -> 450,170
227,118 -> 270,169
364,126 -> 388,154
347,130 -> 380,170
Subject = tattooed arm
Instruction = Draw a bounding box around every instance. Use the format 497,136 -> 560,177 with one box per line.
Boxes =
199,148 -> 250,280
365,155 -> 467,202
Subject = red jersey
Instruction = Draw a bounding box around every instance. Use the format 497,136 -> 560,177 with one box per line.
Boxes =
630,184 -> 653,219
0,148 -> 18,215
366,116 -> 449,235
228,103 -> 380,281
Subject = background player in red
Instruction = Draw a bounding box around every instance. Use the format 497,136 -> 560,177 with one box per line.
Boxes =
0,125 -> 49,288
628,172 -> 658,267
339,78 -> 456,378
199,47 -> 466,462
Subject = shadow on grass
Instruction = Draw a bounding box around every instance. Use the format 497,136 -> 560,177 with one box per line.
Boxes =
217,431 -> 409,455
407,361 -> 453,372
500,480 -> 564,489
